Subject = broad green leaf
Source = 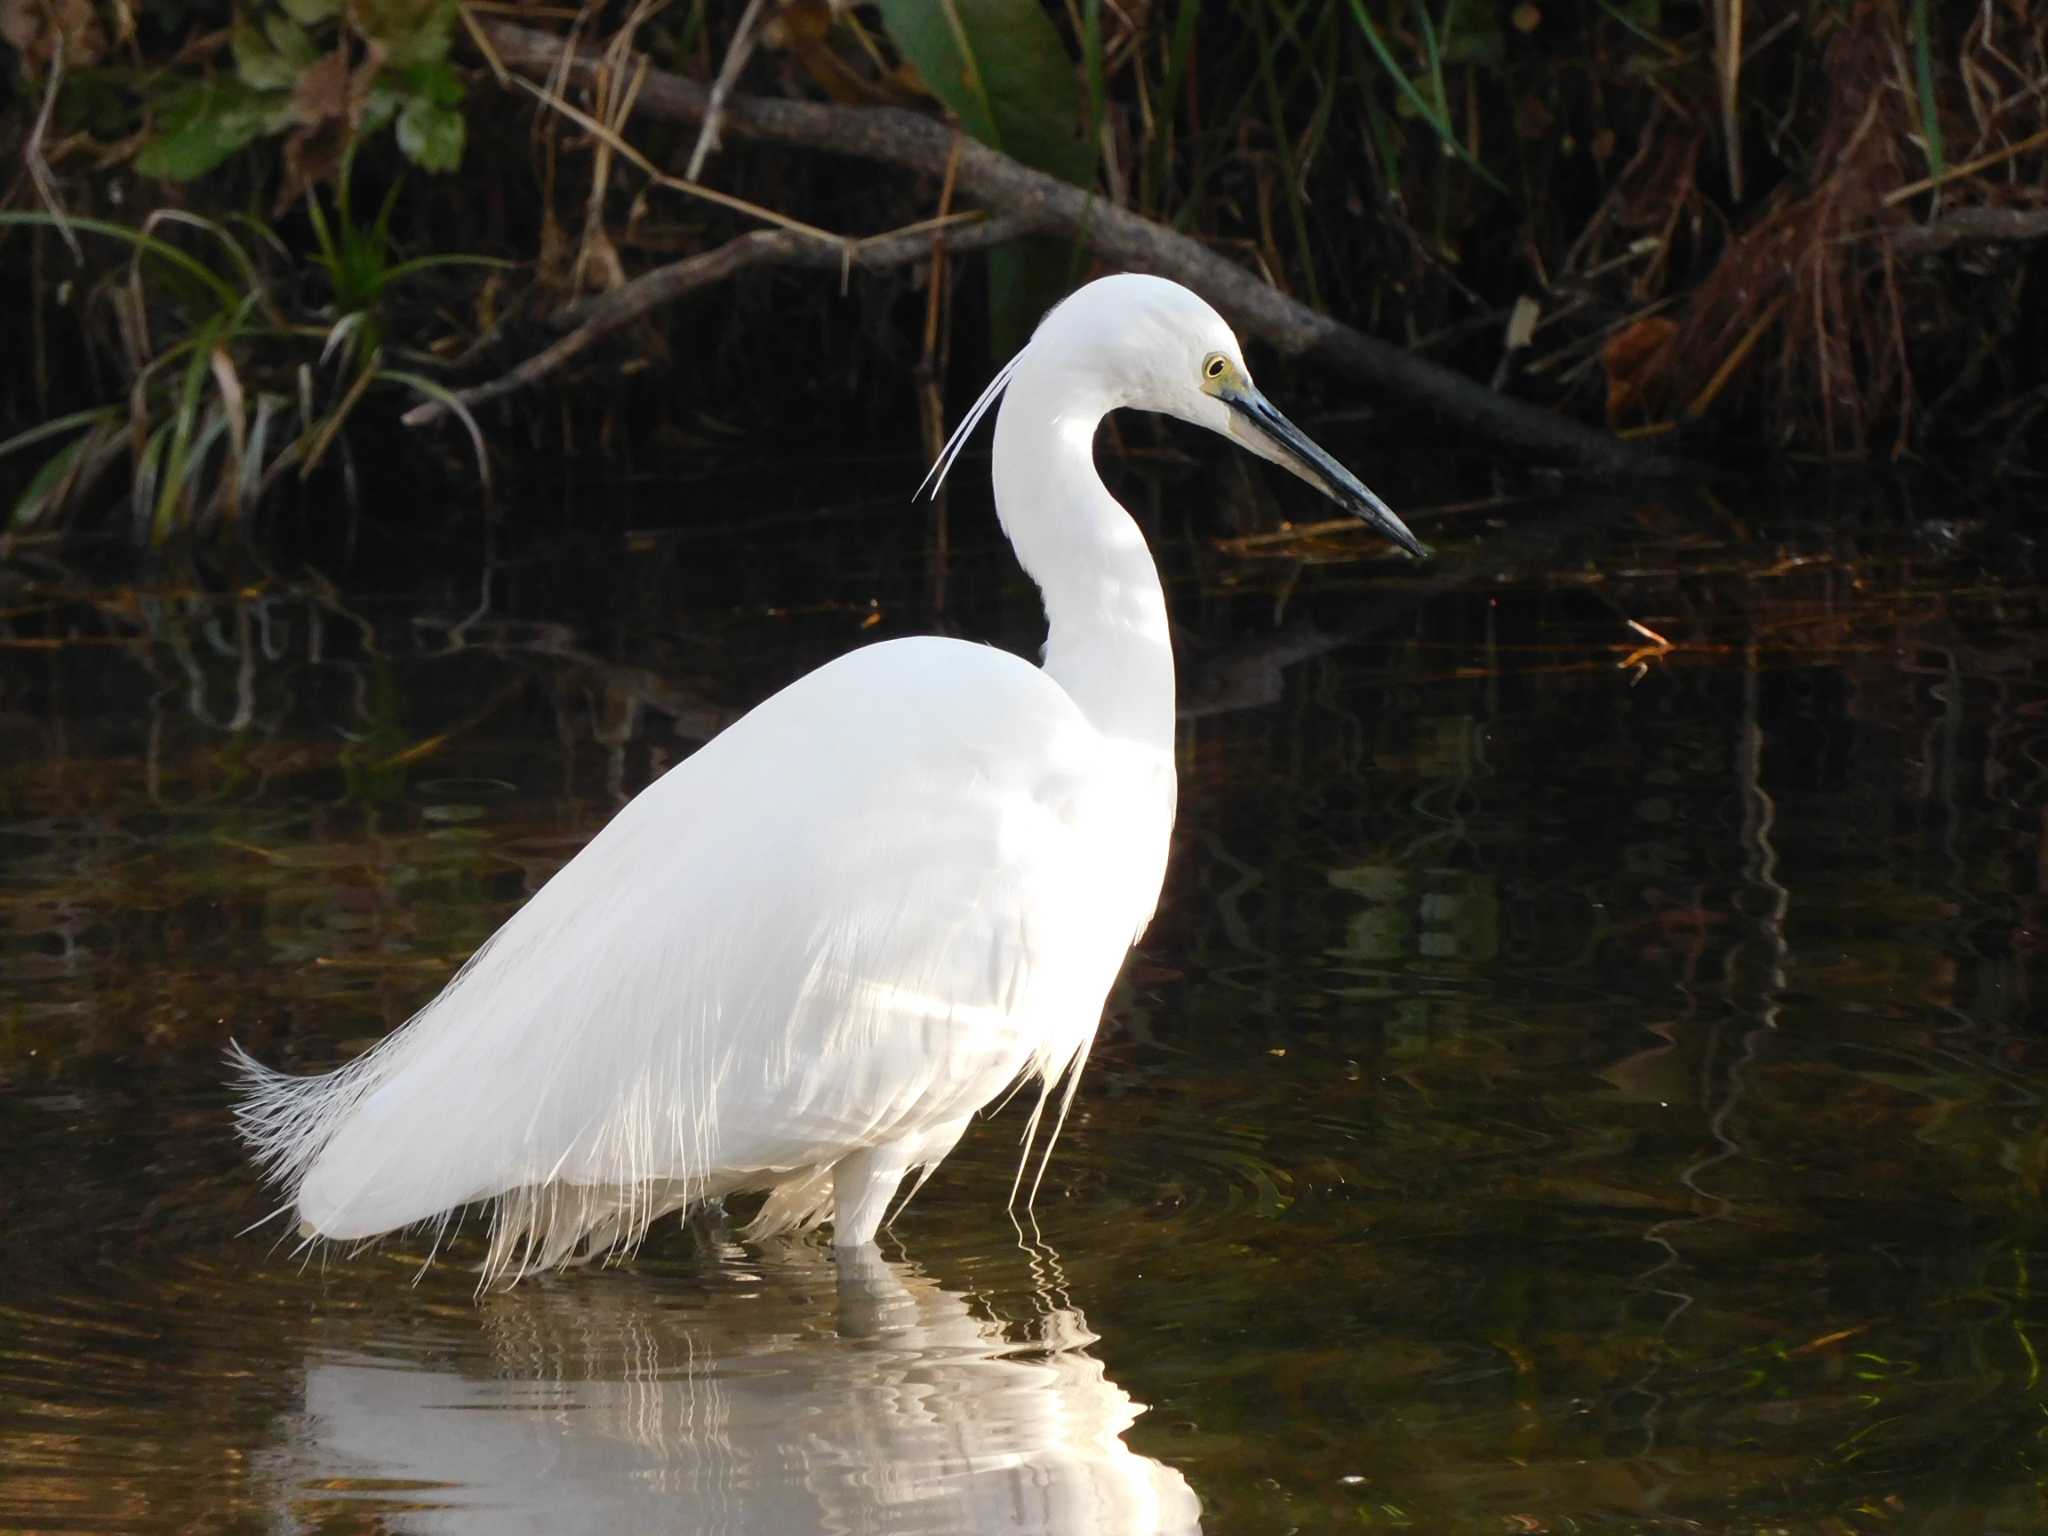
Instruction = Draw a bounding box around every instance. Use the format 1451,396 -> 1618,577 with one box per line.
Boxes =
397,59 -> 464,108
395,96 -> 464,172
354,0 -> 456,68
279,0 -> 342,24
232,21 -> 294,90
875,0 -> 1092,186
984,236 -> 1076,364
262,10 -> 319,69
876,0 -> 1091,356
137,78 -> 292,180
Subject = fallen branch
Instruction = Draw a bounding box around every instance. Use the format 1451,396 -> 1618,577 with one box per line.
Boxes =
403,212 -> 1041,426
474,19 -> 1666,476
1887,205 -> 2048,257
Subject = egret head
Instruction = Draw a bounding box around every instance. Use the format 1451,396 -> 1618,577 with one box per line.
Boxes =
1032,274 -> 1429,560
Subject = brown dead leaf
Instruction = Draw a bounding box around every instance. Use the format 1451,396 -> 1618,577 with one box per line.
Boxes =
763,0 -> 913,107
291,45 -> 358,128
1601,315 -> 1678,425
1,0 -> 107,70
275,39 -> 386,213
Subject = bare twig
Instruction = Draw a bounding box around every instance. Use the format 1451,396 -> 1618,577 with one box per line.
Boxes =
477,19 -> 1666,476
1886,204 -> 2048,256
403,212 -> 1042,426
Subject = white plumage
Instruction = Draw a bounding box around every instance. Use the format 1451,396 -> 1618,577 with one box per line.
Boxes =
233,274 -> 1423,1282
284,1250 -> 1203,1533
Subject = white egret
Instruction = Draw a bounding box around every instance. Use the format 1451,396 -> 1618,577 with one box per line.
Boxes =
232,273 -> 1425,1283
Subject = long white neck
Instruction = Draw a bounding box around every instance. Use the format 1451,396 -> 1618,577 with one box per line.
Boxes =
990,354 -> 1176,757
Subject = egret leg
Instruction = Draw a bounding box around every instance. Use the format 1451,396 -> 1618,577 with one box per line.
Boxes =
831,1142 -> 915,1248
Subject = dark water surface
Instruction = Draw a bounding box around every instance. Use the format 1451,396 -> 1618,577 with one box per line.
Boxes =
2,463 -> 2044,1534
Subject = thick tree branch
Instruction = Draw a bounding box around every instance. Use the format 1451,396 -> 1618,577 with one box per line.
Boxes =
477,19 -> 1665,476
403,213 -> 1041,426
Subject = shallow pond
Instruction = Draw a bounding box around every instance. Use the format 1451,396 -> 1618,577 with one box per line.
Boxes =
1,458 -> 2043,1533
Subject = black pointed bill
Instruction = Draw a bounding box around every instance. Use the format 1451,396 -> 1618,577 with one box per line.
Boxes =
1223,384 -> 1429,559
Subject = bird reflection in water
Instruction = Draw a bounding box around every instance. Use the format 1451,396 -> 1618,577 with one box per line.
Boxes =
271,1242 -> 1200,1535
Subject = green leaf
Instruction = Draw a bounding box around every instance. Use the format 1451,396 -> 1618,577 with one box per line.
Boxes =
0,212 -> 244,310
985,236 -> 1074,362
12,433 -> 91,528
1343,0 -> 1504,192
396,95 -> 465,172
232,21 -> 293,90
154,321 -> 223,542
354,0 -> 457,68
361,84 -> 401,136
0,405 -> 119,462
876,0 -> 1091,355
239,392 -> 288,510
1910,0 -> 1945,181
379,251 -> 515,285
876,0 -> 1093,186
398,59 -> 465,108
131,421 -> 171,542
379,368 -> 492,493
262,11 -> 320,69
137,78 -> 293,181
279,0 -> 342,23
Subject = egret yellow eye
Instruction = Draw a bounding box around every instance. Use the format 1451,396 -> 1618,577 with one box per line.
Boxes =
1203,353 -> 1229,382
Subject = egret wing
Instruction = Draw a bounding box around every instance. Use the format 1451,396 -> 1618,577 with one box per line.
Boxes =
242,638 -> 1159,1251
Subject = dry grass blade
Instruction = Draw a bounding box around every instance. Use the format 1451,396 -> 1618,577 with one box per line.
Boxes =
208,346 -> 249,521
1213,495 -> 1520,558
240,392 -> 285,511
686,0 -> 769,180
1712,0 -> 1745,201
0,405 -> 116,461
862,208 -> 992,248
571,1 -> 666,293
512,74 -> 844,247
298,350 -> 381,480
26,32 -> 81,262
382,368 -> 493,494
1684,291 -> 1787,419
458,0 -> 512,86
1883,123 -> 2048,206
